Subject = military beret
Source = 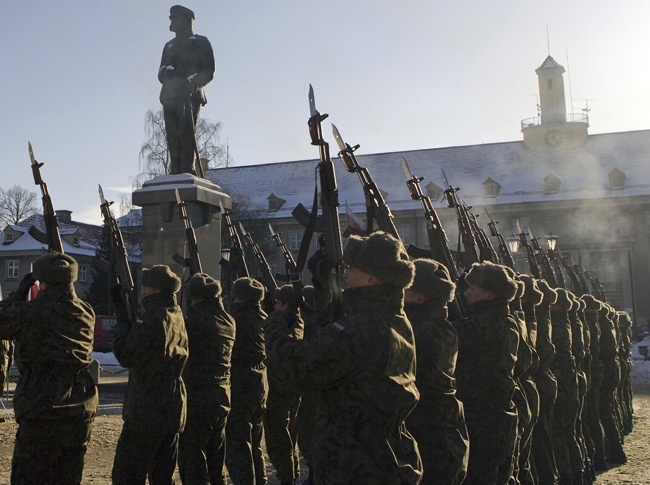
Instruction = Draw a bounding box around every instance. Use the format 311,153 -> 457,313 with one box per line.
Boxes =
141,265 -> 181,293
465,261 -> 518,301
231,277 -> 264,302
409,259 -> 456,303
33,252 -> 78,284
170,5 -> 194,20
343,231 -> 414,289
519,274 -> 544,305
536,279 -> 557,305
187,273 -> 221,300
581,294 -> 602,311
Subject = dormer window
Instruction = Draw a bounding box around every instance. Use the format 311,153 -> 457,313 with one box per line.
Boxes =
544,173 -> 561,194
608,168 -> 626,190
4,232 -> 13,243
73,236 -> 79,246
425,182 -> 443,201
267,194 -> 286,212
483,177 -> 501,198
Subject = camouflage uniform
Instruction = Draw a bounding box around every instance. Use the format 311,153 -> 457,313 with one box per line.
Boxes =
453,297 -> 519,484
582,296 -> 607,471
112,287 -> 189,484
0,339 -> 10,395
263,306 -> 304,484
549,289 -> 580,484
226,298 -> 269,485
530,280 -> 560,485
178,293 -> 236,485
405,299 -> 469,485
616,311 -> 633,436
0,255 -> 98,484
265,284 -> 422,484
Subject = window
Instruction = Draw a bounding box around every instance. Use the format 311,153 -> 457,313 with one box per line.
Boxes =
73,236 -> 79,246
609,168 -> 626,190
614,216 -> 630,237
483,177 -> 501,198
78,265 -> 88,282
6,260 -> 19,280
544,173 -> 561,194
4,233 -> 13,243
397,225 -> 411,246
288,230 -> 302,251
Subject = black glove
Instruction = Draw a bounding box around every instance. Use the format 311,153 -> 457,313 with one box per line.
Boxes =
16,273 -> 36,301
110,284 -> 124,305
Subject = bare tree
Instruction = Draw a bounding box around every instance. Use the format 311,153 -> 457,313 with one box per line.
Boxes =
133,108 -> 231,190
0,185 -> 38,226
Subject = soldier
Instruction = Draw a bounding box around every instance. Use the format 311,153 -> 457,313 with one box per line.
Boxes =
0,252 -> 98,483
264,231 -> 422,484
404,259 -> 469,485
178,273 -> 236,484
0,339 -> 10,400
159,5 -> 215,175
225,277 -> 269,485
531,279 -> 560,485
452,260 -> 519,484
617,311 -> 633,436
550,288 -> 581,484
263,285 -> 305,485
111,265 -> 189,484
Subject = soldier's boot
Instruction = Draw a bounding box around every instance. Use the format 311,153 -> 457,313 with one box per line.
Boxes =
606,440 -> 627,466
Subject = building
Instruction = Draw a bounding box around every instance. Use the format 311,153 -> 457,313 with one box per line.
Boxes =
208,55 -> 650,332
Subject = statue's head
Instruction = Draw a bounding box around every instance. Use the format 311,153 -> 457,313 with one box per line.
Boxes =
169,5 -> 194,33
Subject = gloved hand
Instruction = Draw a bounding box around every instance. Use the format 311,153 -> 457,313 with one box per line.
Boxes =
16,273 -> 36,301
110,284 -> 124,305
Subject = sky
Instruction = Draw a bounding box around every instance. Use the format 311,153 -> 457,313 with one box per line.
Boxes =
2,1 -> 649,225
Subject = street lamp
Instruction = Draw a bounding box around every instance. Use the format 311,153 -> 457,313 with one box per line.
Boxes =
220,248 -> 231,263
506,236 -> 519,254
546,234 -> 559,251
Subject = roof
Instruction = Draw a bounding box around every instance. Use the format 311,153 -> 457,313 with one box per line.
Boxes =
207,129 -> 650,219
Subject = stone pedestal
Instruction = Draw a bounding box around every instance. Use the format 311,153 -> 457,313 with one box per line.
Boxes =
132,174 -> 231,281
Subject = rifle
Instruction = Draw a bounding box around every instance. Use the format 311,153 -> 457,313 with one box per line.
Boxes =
573,264 -> 591,297
485,209 -> 517,270
221,202 -> 249,278
515,220 -> 541,279
466,206 -> 499,263
402,159 -> 465,317
99,185 -> 138,324
584,270 -> 607,301
528,228 -> 558,287
268,223 -> 301,283
546,247 -> 566,288
239,222 -> 278,293
332,124 -> 399,239
308,85 -> 344,318
442,171 -> 479,268
28,142 -> 63,253
171,188 -> 202,276
559,251 -> 586,294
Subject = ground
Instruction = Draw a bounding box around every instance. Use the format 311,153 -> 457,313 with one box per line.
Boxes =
0,355 -> 649,484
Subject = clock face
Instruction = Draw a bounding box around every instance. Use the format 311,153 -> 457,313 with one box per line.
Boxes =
544,128 -> 565,148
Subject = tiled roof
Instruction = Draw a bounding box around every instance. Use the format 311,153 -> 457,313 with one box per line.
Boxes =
207,129 -> 650,219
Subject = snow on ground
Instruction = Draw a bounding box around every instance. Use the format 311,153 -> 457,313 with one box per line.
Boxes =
91,351 -> 124,371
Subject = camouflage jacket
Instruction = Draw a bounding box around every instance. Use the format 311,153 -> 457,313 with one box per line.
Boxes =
550,307 -> 577,395
113,291 -> 188,430
584,309 -> 602,385
265,284 -> 422,484
535,302 -> 557,377
263,306 -> 304,397
405,300 -> 465,430
0,284 -> 98,421
184,297 -> 236,415
230,300 -> 267,369
453,297 -> 519,413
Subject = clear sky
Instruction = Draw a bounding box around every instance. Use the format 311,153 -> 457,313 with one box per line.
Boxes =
2,1 -> 649,225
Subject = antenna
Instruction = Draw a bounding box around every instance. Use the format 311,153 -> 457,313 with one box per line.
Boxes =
566,48 -> 575,116
546,26 -> 550,56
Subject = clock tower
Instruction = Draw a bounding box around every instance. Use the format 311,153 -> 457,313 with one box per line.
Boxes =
521,55 -> 589,150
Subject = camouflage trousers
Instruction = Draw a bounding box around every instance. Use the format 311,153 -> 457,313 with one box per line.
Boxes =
264,389 -> 301,482
531,369 -> 559,485
409,423 -> 469,485
12,415 -> 93,485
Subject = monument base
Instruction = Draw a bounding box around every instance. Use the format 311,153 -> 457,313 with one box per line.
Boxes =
132,174 -> 231,282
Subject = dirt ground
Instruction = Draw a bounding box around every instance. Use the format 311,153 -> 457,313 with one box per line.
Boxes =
0,363 -> 648,485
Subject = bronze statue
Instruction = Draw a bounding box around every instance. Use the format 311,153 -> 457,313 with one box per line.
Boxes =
159,5 -> 215,176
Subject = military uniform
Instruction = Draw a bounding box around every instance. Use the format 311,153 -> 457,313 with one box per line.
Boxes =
264,302 -> 304,485
112,265 -> 189,484
226,279 -> 269,485
617,311 -> 633,436
178,274 -> 236,485
0,253 -> 98,484
159,5 -> 215,175
265,232 -> 422,484
405,298 -> 469,485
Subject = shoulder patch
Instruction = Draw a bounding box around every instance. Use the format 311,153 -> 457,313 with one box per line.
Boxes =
329,321 -> 346,333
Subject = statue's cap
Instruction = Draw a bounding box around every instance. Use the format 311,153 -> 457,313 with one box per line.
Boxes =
170,5 -> 195,20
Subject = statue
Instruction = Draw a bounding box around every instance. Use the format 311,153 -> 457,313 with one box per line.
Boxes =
159,5 -> 215,176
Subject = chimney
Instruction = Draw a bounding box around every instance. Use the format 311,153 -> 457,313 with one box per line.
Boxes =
56,210 -> 72,223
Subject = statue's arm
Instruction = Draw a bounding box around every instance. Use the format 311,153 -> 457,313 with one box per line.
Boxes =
189,37 -> 215,89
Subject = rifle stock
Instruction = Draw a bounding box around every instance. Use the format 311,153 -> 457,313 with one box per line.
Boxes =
221,204 -> 249,279
172,188 -> 202,276
239,222 -> 278,293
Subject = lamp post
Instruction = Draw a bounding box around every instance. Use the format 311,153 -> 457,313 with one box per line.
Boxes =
545,234 -> 565,288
